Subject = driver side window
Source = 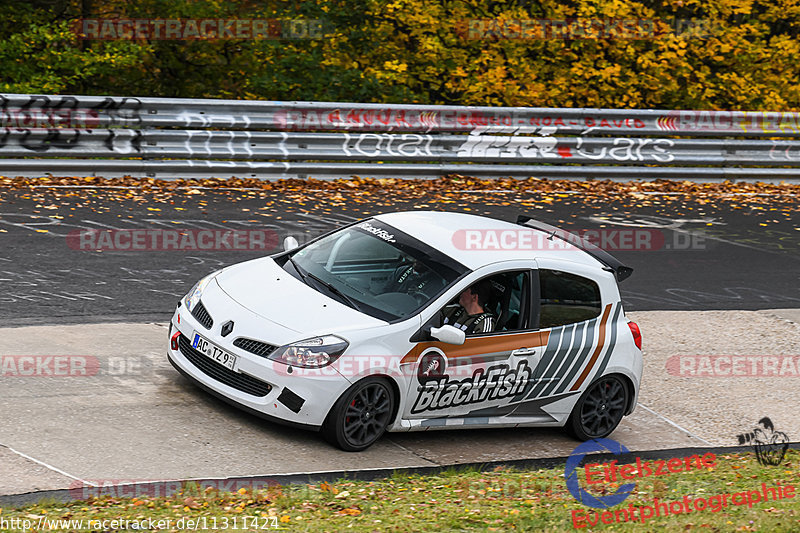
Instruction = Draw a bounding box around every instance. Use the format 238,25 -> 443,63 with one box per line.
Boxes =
484,271 -> 529,333
435,270 -> 530,336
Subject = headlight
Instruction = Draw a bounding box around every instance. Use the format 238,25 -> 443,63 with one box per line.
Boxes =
184,273 -> 215,311
268,335 -> 349,368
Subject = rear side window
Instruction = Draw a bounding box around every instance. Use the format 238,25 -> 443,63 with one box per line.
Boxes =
538,269 -> 602,328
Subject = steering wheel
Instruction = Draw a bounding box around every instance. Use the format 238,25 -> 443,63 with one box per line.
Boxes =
409,290 -> 430,306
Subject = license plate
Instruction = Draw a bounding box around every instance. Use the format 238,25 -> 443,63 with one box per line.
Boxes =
192,332 -> 238,371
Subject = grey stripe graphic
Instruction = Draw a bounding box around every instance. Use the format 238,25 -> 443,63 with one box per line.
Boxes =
466,390 -> 578,419
538,320 -> 588,398
464,416 -> 490,425
511,324 -> 564,402
553,311 -> 601,395
420,418 -> 447,427
533,325 -> 565,381
528,322 -> 577,398
503,391 -> 579,419
593,305 -> 622,380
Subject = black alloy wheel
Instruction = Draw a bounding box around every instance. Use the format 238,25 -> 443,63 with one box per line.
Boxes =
566,375 -> 628,441
322,377 -> 395,451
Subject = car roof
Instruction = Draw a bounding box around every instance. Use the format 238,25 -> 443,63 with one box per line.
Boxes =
374,211 -> 606,272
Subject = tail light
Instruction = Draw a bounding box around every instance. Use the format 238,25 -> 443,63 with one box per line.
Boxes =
628,321 -> 642,350
170,331 -> 181,351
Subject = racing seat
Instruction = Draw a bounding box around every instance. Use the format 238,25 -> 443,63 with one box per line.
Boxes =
488,275 -> 515,332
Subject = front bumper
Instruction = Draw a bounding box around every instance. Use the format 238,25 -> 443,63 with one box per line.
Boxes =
167,350 -> 319,431
168,301 -> 352,428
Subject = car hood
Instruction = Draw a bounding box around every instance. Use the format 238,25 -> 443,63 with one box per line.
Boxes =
214,256 -> 385,335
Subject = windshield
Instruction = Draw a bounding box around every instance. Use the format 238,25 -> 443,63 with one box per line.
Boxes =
285,219 -> 467,321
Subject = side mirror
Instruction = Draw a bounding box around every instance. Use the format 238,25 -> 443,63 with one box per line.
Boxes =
283,236 -> 299,251
429,325 -> 466,345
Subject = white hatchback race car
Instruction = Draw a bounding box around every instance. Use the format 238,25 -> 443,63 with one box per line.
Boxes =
167,211 -> 643,451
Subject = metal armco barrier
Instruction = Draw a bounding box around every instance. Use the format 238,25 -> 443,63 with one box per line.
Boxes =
2,93 -> 800,180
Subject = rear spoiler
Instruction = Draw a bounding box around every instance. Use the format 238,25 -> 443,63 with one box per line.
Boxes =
516,215 -> 634,282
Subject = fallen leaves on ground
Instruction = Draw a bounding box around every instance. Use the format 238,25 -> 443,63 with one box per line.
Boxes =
0,174 -> 797,203
0,175 -> 796,227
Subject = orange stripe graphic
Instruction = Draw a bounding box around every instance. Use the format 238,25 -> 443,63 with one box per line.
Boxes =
400,330 -> 550,365
569,304 -> 612,391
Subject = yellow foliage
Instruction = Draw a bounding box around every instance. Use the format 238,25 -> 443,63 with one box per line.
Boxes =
4,0 -> 800,110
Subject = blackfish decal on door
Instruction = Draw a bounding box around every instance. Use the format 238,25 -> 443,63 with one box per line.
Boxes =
417,350 -> 446,383
411,358 -> 532,414
403,330 -> 550,416
407,303 -> 621,419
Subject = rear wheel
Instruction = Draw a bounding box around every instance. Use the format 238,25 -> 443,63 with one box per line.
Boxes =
566,375 -> 628,441
322,377 -> 395,451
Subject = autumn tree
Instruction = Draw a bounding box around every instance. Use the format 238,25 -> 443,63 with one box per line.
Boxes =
1,0 -> 799,110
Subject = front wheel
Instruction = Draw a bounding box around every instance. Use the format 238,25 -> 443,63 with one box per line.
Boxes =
565,375 -> 628,441
322,377 -> 395,451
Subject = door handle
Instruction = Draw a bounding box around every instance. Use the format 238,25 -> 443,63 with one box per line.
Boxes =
511,347 -> 537,356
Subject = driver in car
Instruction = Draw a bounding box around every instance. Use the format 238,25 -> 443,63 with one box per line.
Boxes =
440,279 -> 495,334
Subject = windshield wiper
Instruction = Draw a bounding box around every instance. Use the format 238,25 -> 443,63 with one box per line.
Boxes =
287,257 -> 308,283
306,272 -> 364,312
288,257 -> 364,312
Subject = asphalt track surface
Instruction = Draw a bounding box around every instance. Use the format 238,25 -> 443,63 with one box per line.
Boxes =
0,186 -> 798,500
0,187 -> 797,325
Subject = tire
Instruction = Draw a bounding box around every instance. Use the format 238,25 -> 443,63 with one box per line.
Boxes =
565,375 -> 628,441
322,377 -> 395,452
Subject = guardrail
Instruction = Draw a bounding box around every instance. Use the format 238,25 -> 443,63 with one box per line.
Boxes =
2,93 -> 800,180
